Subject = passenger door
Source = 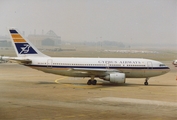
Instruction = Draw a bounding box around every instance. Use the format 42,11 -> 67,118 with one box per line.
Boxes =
147,61 -> 153,69
106,63 -> 109,69
47,59 -> 53,68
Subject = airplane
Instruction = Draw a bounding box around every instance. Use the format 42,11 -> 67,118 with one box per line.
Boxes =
8,28 -> 170,85
172,60 -> 177,67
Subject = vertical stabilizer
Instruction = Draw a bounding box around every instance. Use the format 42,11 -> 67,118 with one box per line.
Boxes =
9,28 -> 48,57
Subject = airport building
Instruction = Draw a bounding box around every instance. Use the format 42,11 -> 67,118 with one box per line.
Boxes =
27,30 -> 61,47
0,36 -> 11,49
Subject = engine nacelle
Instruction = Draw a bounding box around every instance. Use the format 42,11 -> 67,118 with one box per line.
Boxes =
102,73 -> 126,83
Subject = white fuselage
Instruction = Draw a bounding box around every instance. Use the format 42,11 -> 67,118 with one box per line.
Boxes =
23,57 -> 170,78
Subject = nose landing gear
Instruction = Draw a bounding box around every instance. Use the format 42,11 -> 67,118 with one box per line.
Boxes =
144,78 -> 149,85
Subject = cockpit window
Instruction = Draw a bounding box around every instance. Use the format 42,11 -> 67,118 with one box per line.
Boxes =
159,64 -> 166,67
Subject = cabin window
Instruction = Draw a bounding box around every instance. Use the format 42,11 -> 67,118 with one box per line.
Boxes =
159,64 -> 165,67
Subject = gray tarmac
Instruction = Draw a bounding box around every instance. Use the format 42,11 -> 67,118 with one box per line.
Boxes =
0,62 -> 177,120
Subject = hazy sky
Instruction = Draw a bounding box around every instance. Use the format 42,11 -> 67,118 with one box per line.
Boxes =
0,0 -> 176,45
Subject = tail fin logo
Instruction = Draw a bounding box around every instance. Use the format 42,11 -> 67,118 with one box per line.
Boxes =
20,44 -> 31,54
15,43 -> 37,54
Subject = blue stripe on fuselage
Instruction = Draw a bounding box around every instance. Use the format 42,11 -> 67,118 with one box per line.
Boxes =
25,64 -> 170,70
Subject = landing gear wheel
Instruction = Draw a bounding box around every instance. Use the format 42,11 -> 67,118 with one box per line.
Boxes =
144,78 -> 149,85
92,80 -> 97,85
87,80 -> 92,85
87,79 -> 97,85
144,81 -> 148,85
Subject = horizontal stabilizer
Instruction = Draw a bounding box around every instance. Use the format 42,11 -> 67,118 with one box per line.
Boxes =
10,58 -> 32,64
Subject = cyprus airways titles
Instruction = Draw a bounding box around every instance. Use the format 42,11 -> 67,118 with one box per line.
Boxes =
8,28 -> 170,85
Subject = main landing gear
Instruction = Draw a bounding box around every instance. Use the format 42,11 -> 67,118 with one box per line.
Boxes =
144,78 -> 149,85
87,76 -> 97,85
87,79 -> 97,85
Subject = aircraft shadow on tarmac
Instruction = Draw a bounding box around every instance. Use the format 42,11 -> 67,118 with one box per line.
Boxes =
36,81 -> 176,87
37,81 -> 57,84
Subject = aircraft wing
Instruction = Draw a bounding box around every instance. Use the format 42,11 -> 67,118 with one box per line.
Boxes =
71,68 -> 120,76
72,68 -> 119,72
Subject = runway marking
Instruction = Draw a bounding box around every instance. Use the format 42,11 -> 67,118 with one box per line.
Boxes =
54,77 -> 84,88
54,77 -> 67,83
54,77 -> 104,89
54,77 -> 83,88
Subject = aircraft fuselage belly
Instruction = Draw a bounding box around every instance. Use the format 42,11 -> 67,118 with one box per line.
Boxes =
28,65 -> 167,78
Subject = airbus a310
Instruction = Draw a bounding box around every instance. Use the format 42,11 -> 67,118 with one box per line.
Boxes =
8,28 -> 170,85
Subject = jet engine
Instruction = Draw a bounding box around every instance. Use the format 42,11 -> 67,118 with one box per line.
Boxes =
102,73 -> 125,83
